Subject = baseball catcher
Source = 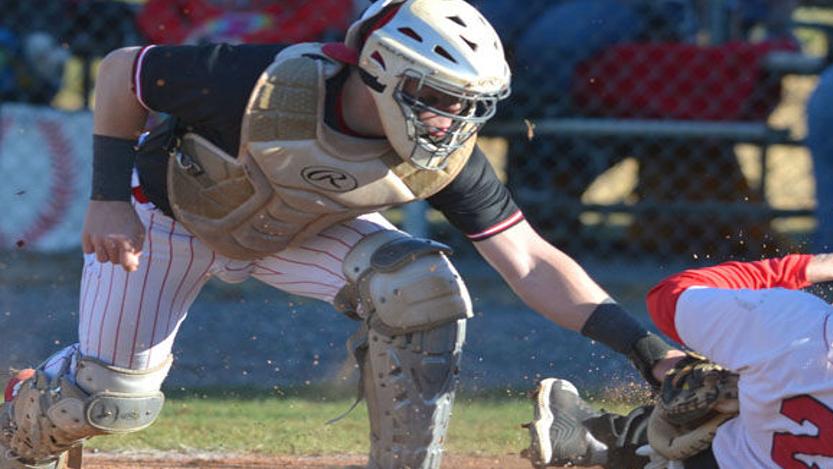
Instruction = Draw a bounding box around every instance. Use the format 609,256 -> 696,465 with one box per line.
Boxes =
2,1 -> 690,467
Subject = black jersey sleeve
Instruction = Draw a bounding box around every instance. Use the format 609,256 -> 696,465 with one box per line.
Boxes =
426,145 -> 524,241
133,43 -> 285,150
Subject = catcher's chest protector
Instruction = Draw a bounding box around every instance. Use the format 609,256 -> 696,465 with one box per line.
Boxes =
168,44 -> 473,260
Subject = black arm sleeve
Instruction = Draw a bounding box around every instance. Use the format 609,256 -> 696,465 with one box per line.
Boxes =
426,145 -> 523,240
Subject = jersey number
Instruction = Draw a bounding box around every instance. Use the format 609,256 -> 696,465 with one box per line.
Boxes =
771,395 -> 833,468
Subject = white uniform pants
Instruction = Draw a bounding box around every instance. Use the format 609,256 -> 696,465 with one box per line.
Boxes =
42,201 -> 397,376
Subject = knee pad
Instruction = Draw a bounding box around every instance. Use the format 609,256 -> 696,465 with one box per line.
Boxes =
337,232 -> 471,468
1,354 -> 171,465
338,231 -> 473,335
74,355 -> 171,433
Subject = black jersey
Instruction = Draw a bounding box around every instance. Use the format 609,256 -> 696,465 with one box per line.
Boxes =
133,43 -> 523,241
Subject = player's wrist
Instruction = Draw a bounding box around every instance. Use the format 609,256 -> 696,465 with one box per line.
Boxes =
91,135 -> 138,202
806,253 -> 833,284
580,302 -> 676,389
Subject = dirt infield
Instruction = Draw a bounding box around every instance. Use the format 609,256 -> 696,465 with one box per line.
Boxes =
81,452 -> 600,469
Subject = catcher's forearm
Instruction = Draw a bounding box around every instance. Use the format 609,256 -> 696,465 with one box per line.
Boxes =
478,222 -> 608,332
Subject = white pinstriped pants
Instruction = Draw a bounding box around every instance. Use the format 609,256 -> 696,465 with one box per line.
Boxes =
41,201 -> 396,377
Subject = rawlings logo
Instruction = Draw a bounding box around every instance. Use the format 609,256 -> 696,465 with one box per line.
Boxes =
301,166 -> 359,192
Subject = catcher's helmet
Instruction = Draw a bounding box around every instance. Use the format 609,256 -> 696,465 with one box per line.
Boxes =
346,0 -> 511,170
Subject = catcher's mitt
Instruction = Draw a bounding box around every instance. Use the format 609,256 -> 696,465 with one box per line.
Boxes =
647,353 -> 739,460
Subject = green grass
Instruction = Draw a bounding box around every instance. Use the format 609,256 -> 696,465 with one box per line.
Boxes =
85,392 -> 637,456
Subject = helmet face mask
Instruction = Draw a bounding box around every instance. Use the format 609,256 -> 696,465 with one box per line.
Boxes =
348,0 -> 511,170
394,70 -> 508,169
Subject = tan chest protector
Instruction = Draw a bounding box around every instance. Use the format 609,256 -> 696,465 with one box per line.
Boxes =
167,44 -> 472,260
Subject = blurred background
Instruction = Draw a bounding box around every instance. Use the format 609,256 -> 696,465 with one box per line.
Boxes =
1,0 -> 833,394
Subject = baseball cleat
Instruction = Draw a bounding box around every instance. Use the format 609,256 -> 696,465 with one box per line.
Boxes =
521,378 -> 608,467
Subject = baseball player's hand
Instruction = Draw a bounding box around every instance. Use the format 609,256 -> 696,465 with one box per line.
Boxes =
82,200 -> 145,272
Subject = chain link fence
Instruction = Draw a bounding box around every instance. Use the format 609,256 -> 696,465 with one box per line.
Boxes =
0,0 -> 830,262
480,0 -> 830,262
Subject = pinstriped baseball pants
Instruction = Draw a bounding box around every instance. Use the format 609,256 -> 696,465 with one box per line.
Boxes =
41,200 -> 397,377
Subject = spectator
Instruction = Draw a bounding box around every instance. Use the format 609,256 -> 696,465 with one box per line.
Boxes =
0,0 -> 141,106
0,28 -> 69,105
0,0 -> 70,106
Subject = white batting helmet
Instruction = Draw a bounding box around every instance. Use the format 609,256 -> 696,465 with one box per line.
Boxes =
346,0 -> 511,170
